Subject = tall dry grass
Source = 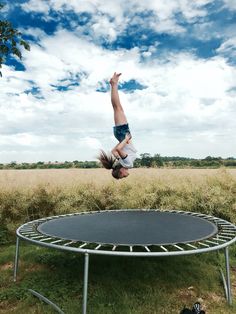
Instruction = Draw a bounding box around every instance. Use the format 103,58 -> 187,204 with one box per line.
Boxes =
1,168 -> 236,191
0,168 -> 236,244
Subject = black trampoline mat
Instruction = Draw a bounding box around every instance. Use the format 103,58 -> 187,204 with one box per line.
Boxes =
37,211 -> 218,246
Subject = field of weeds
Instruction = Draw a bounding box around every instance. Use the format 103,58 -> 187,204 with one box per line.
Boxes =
0,168 -> 236,313
1,168 -> 236,243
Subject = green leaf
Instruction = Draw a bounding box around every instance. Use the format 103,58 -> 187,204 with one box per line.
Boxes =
12,47 -> 22,59
20,40 -> 30,51
11,39 -> 16,47
0,5 -> 31,76
0,45 -> 9,55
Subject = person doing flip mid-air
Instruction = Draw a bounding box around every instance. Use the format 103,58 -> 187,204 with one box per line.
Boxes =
98,72 -> 138,179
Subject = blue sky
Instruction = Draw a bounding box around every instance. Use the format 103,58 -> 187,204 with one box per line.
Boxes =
0,0 -> 236,162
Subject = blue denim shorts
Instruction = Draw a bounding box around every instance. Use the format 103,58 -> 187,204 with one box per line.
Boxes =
113,123 -> 131,142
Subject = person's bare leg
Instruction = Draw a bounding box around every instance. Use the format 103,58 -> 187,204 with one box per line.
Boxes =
110,73 -> 127,126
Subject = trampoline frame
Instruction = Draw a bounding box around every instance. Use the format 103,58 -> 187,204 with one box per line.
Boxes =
14,209 -> 236,313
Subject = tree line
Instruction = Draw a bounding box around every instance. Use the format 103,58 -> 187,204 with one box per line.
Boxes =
1,154 -> 236,169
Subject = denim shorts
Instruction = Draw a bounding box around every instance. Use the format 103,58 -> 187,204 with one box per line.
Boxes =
113,123 -> 131,142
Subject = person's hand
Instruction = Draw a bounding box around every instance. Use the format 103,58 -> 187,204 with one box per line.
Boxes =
110,72 -> 122,86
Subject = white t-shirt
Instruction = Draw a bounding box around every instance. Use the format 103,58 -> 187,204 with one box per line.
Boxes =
119,142 -> 138,168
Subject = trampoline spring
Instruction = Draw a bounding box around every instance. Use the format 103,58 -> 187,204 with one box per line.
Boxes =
179,210 -> 185,214
220,232 -> 236,236
79,243 -> 87,248
212,237 -> 227,242
129,246 -> 133,252
63,241 -> 76,246
144,246 -> 150,252
20,228 -> 33,231
221,228 -> 236,232
205,239 -> 219,245
39,237 -> 53,242
198,242 -> 210,247
21,233 -> 39,237
173,244 -> 184,251
219,224 -> 234,226
224,229 -> 236,232
220,231 -> 236,234
206,216 -> 217,220
30,235 -> 46,240
112,246 -> 117,251
220,233 -> 231,238
186,243 -> 198,249
50,239 -> 65,244
218,235 -> 234,240
95,244 -> 101,250
160,246 -> 168,252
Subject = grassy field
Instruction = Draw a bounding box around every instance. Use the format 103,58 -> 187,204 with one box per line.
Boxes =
0,168 -> 236,313
1,168 -> 236,190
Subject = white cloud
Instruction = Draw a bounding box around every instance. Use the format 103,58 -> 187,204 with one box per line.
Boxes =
19,27 -> 47,41
21,0 -> 50,14
222,0 -> 236,11
1,35 -> 236,159
216,36 -> 236,58
80,137 -> 102,149
20,0 -> 214,38
1,3 -> 236,161
190,21 -> 223,41
90,14 -> 120,42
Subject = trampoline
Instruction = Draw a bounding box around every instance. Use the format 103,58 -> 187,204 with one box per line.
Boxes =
14,209 -> 236,313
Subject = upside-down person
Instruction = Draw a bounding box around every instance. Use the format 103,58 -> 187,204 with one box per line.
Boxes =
98,72 -> 138,179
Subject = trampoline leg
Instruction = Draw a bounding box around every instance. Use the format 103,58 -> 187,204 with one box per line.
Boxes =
83,253 -> 89,314
225,247 -> 232,305
13,237 -> 20,282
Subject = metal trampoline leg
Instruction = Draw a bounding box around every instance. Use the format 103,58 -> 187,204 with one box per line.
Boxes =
225,247 -> 232,305
83,253 -> 89,314
13,237 -> 20,282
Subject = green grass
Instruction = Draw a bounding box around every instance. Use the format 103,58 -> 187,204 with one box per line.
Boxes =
1,243 -> 236,313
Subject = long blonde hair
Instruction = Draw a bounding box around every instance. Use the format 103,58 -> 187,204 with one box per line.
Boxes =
97,150 -> 122,179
